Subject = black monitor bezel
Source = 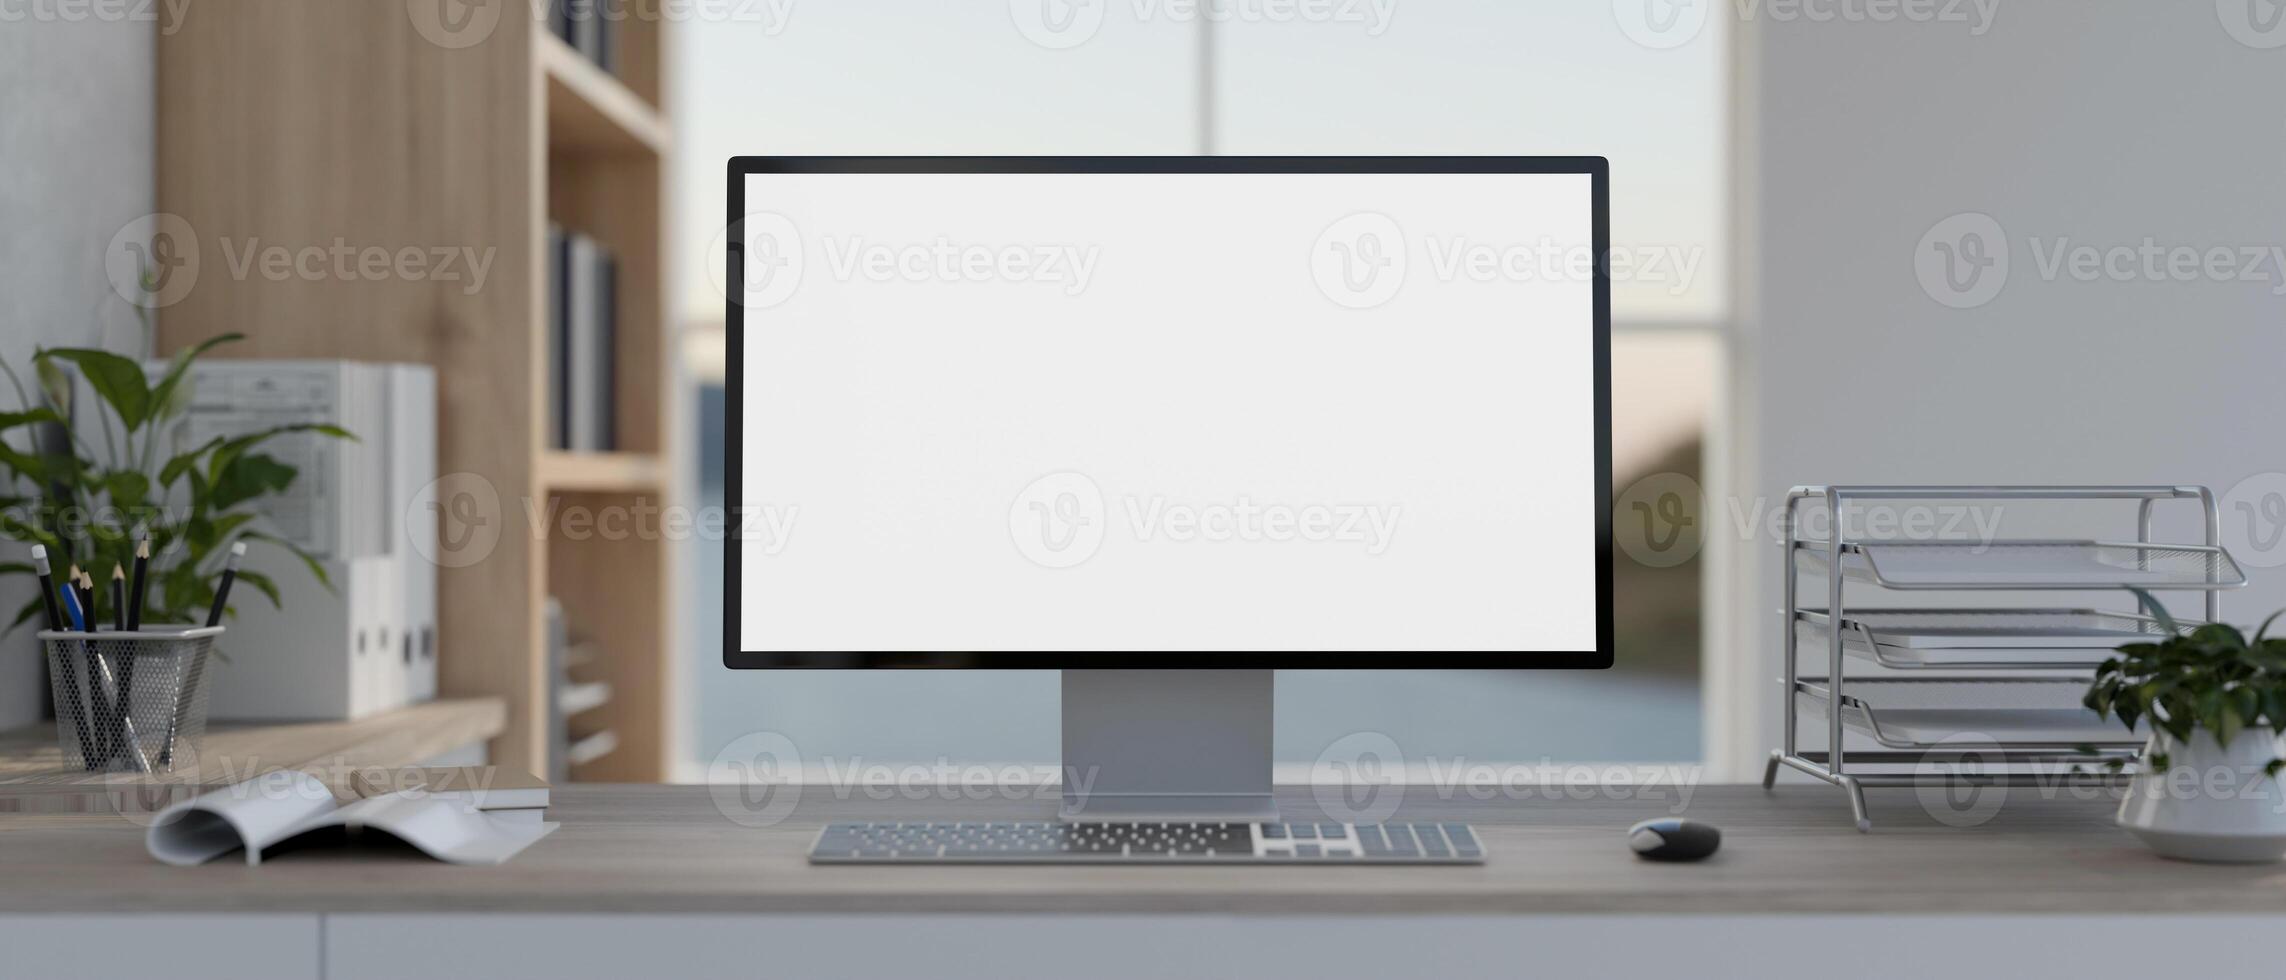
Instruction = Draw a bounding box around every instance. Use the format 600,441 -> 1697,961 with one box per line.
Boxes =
724,156 -> 1612,669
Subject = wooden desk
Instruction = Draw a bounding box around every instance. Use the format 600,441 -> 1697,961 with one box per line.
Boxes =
5,783 -> 2285,979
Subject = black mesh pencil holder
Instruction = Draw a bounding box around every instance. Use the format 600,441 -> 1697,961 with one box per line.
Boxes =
42,626 -> 220,773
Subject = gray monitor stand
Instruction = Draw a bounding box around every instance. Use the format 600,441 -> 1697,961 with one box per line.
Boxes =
1059,669 -> 1276,822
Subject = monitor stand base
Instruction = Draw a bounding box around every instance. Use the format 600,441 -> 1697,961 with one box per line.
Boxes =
1059,669 -> 1276,823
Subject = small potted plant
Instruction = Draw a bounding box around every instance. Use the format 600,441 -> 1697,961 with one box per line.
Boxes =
2085,590 -> 2286,862
1,333 -> 347,633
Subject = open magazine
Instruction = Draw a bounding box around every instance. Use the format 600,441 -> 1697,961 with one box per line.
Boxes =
147,769 -> 556,866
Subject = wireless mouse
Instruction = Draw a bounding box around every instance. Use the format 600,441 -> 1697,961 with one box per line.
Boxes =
1627,818 -> 1721,862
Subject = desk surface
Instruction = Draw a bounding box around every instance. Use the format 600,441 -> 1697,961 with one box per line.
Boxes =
4,783 -> 2284,915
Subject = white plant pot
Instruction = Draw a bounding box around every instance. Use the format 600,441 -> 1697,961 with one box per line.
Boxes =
2118,728 -> 2286,863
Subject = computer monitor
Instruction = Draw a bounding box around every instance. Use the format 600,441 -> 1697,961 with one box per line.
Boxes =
726,158 -> 1611,820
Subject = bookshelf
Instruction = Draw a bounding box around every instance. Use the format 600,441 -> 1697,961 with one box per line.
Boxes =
155,6 -> 674,781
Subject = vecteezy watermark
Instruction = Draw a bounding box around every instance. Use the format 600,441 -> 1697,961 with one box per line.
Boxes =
1613,0 -> 2001,50
405,0 -> 500,48
705,732 -> 1089,828
2216,0 -> 2286,49
1913,732 -> 2010,828
1610,473 -> 2009,568
103,213 -> 498,307
1914,211 -> 2009,309
394,472 -> 801,568
105,213 -> 201,309
1308,731 -> 1702,822
1614,471 -> 1705,569
1309,212 -> 1706,310
407,0 -> 796,50
1007,472 -> 1404,569
1010,0 -> 1396,50
1917,211 -> 2286,309
720,211 -> 1099,309
1311,731 -> 1406,823
2223,472 -> 2286,570
709,731 -> 805,828
1,0 -> 191,34
408,471 -> 506,569
1008,471 -> 1107,569
216,238 -> 497,295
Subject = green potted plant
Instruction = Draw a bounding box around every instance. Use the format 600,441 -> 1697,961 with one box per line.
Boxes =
2085,590 -> 2286,862
0,334 -> 348,634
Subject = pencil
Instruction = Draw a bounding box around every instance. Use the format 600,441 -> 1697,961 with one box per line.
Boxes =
110,566 -> 126,632
29,545 -> 62,632
205,542 -> 246,628
69,567 -> 93,634
38,548 -> 98,769
127,533 -> 149,631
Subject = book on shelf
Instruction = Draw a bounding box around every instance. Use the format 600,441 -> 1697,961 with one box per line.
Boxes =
549,228 -> 619,452
555,0 -> 618,76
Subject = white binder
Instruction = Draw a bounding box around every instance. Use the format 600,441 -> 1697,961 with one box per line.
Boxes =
156,359 -> 437,720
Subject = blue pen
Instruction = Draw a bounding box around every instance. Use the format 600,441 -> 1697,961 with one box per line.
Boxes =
51,582 -> 100,769
62,584 -> 146,771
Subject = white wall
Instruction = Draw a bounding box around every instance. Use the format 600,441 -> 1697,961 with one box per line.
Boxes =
1722,1 -> 2286,774
0,18 -> 153,728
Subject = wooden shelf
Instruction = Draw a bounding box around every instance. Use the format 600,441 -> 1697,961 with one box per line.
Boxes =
541,451 -> 667,492
540,33 -> 668,156
0,698 -> 506,814
159,7 -> 676,783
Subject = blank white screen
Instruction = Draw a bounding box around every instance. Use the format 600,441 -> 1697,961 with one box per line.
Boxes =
737,170 -> 1598,652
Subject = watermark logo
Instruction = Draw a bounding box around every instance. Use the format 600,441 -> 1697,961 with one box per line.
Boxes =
1311,731 -> 1405,824
1619,0 -> 2001,48
1615,471 -> 1706,569
1920,211 -> 2286,307
1313,213 -> 1706,308
1009,473 -> 1403,568
105,213 -> 200,309
1014,0 -> 1394,50
1010,0 -> 1104,48
1612,0 -> 1708,50
1915,732 -> 2009,828
1605,480 -> 2007,568
736,212 -> 807,309
2224,472 -> 2286,570
409,472 -> 503,569
2218,0 -> 2286,48
1915,211 -> 2009,309
406,0 -> 500,48
709,732 -> 804,828
2,0 -> 191,34
1311,212 -> 1408,309
1010,472 -> 1108,569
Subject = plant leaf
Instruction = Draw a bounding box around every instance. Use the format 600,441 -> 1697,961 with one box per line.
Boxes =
206,423 -> 352,487
144,333 -> 242,428
0,595 -> 44,640
36,348 -> 152,431
208,453 -> 297,513
2128,587 -> 2177,636
2258,609 -> 2286,645
233,568 -> 283,610
34,354 -> 70,412
238,531 -> 333,591
103,470 -> 150,510
157,435 -> 223,489
0,408 -> 64,432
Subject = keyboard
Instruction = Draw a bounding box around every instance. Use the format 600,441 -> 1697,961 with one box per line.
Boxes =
808,821 -> 1484,864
